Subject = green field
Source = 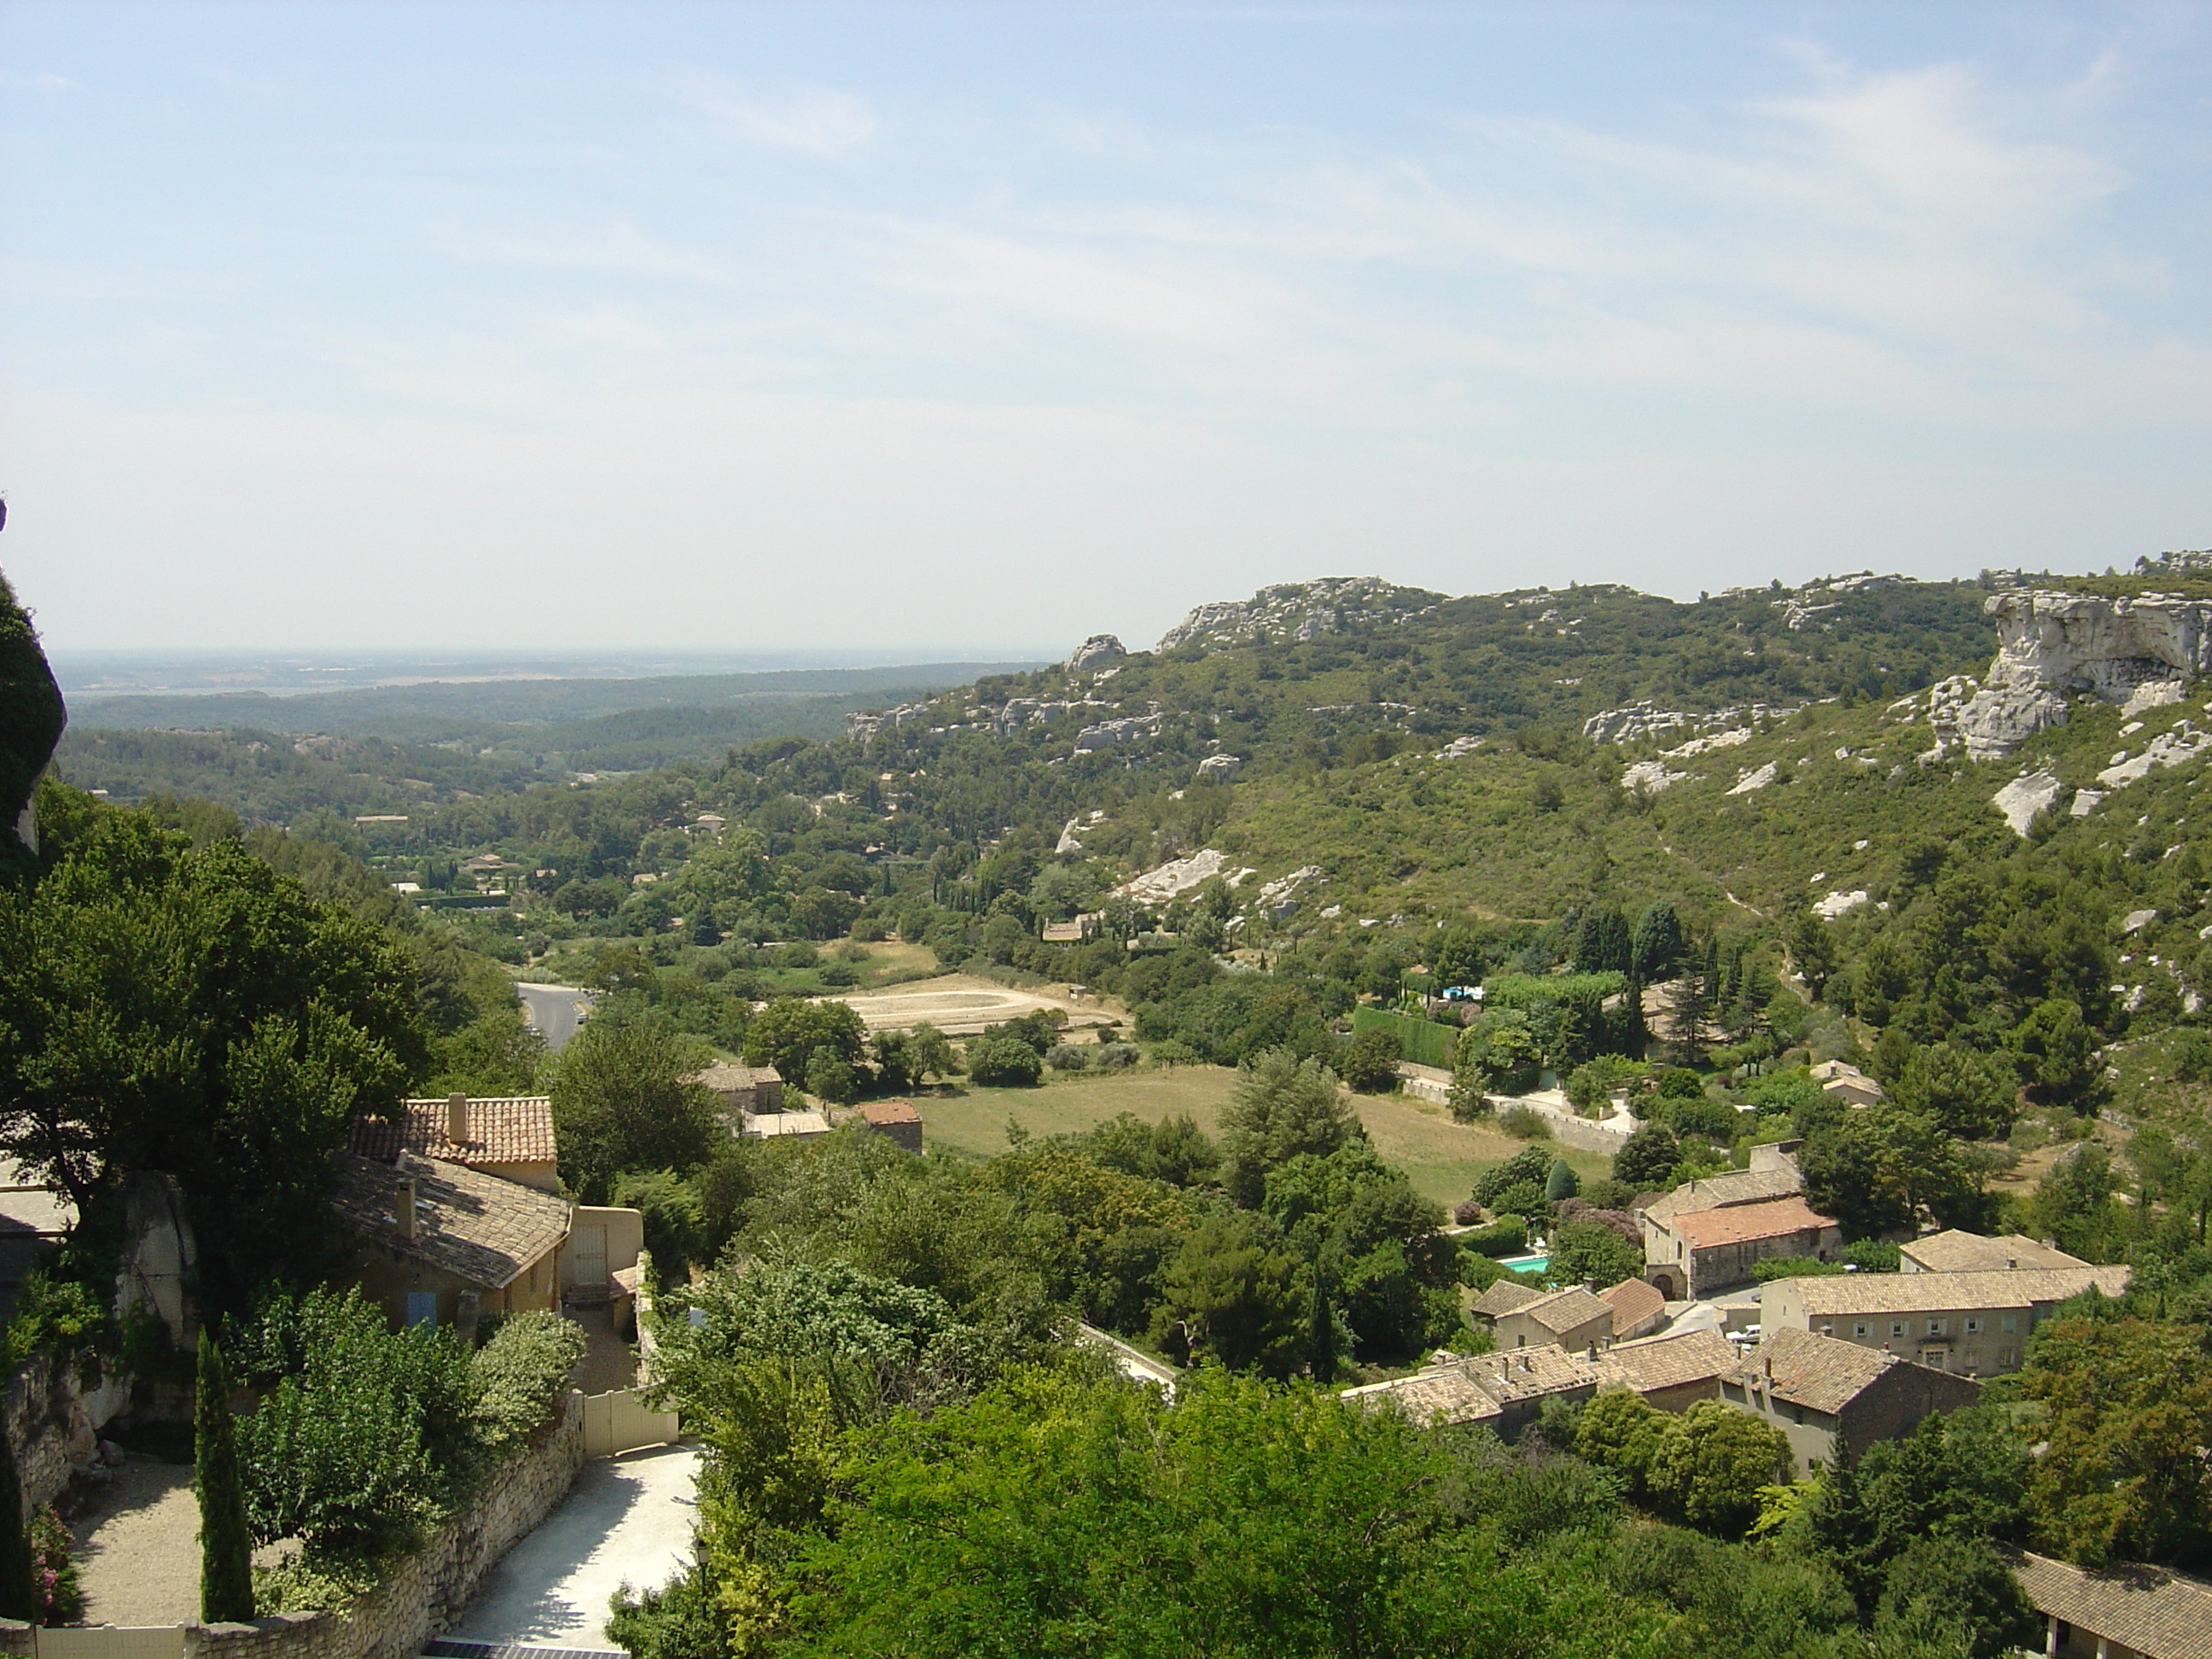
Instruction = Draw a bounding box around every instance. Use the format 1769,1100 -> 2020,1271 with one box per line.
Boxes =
918,1066 -> 1610,1208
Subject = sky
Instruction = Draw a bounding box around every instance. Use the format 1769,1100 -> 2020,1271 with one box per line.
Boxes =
3,2 -> 2209,657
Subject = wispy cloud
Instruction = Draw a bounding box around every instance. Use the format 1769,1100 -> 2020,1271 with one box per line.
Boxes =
678,76 -> 877,155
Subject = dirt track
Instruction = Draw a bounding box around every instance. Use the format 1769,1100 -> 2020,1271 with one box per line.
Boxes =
828,975 -> 1115,1035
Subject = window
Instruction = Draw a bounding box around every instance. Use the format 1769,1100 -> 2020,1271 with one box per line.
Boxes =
1890,1321 -> 1906,1338
1854,1323 -> 1871,1338
1926,1318 -> 1947,1336
1965,1318 -> 1981,1335
2001,1314 -> 2019,1333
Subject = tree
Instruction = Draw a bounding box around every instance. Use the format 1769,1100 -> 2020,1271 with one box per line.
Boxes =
1573,905 -> 1632,975
1337,1026 -> 1402,1094
1216,1051 -> 1358,1208
806,1051 -> 859,1105
965,1036 -> 1043,1087
2017,1317 -> 2212,1569
1789,911 -> 1841,1000
1546,1218 -> 1641,1289
1545,1155 -> 1579,1203
1613,1121 -> 1681,1194
743,997 -> 867,1087
1799,1111 -> 1915,1239
1875,1536 -> 2036,1659
2011,999 -> 2098,1110
1576,1386 -> 1667,1495
1430,929 -> 1486,990
195,1330 -> 254,1622
1633,901 -> 1685,980
0,1378 -> 33,1621
550,1018 -> 719,1201
2028,1145 -> 2126,1261
1892,1044 -> 2017,1142
1154,1213 -> 1303,1374
1648,1400 -> 1793,1535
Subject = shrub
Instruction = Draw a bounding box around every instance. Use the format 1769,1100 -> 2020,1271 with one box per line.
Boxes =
1499,1104 -> 1552,1140
611,1169 -> 707,1279
471,1312 -> 588,1454
1094,1042 -> 1139,1069
1459,1218 -> 1528,1258
26,1508 -> 81,1626
1045,1044 -> 1091,1072
1545,1157 -> 1579,1202
1471,1149 -> 1553,1207
1656,1067 -> 1706,1099
1489,1181 -> 1546,1221
1842,1238 -> 1901,1273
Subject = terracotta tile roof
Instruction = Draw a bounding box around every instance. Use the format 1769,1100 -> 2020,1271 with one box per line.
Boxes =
1778,1266 -> 2130,1316
1642,1168 -> 1802,1225
1900,1231 -> 2088,1274
2011,1551 -> 2212,1659
1518,1285 -> 1613,1336
1606,1327 -> 1737,1394
354,1097 -> 556,1168
1742,1327 -> 1906,1415
331,1151 -> 570,1291
1598,1278 -> 1666,1336
859,1099 -> 922,1126
1470,1280 -> 1544,1319
685,1063 -> 782,1091
1673,1196 -> 1837,1250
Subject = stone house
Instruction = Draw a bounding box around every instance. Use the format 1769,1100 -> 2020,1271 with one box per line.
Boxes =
686,1062 -> 785,1120
1488,1285 -> 1615,1355
1603,1327 -> 1738,1412
1598,1277 -> 1667,1342
333,1150 -> 572,1335
2011,1550 -> 2212,1659
1348,1329 -> 1736,1438
856,1098 -> 923,1153
1759,1266 -> 2131,1376
1722,1328 -> 1982,1475
1644,1195 -> 1842,1300
1899,1229 -> 2088,1274
1638,1167 -> 1806,1297
1810,1059 -> 1885,1108
744,1109 -> 832,1142
351,1095 -> 560,1192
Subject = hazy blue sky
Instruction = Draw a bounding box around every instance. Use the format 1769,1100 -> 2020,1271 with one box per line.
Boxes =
4,3 -> 2208,655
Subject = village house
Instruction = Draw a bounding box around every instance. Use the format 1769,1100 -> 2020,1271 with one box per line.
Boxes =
855,1097 -> 924,1153
1602,1326 -> 1738,1412
332,1150 -> 572,1335
1723,1328 -> 1982,1475
1809,1058 -> 1884,1108
1759,1266 -> 2131,1376
1485,1284 -> 1615,1354
1598,1277 -> 1668,1342
351,1094 -> 560,1192
685,1062 -> 785,1121
2011,1551 -> 2212,1659
1644,1195 -> 1842,1300
1899,1229 -> 2088,1274
745,1109 -> 832,1142
1348,1326 -> 1739,1436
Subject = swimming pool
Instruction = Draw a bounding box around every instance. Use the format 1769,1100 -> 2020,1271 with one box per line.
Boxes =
1498,1254 -> 1550,1277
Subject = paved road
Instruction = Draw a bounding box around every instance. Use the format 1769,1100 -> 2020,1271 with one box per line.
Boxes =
516,983 -> 594,1053
449,1446 -> 699,1649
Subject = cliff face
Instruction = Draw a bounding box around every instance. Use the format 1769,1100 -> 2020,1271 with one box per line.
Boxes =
1937,588 -> 2212,760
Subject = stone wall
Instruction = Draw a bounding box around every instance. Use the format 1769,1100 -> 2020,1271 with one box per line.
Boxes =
184,1389 -> 585,1659
4,1353 -> 132,1519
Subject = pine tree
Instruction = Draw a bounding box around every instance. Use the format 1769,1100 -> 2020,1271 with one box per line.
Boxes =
0,1400 -> 35,1621
195,1330 -> 255,1623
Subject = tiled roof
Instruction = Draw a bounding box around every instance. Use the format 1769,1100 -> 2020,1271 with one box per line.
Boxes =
332,1151 -> 571,1291
859,1099 -> 922,1126
1338,1366 -> 1504,1427
1778,1266 -> 2130,1316
1466,1345 -> 1616,1404
748,1111 -> 832,1138
1642,1167 -> 1802,1225
1673,1196 -> 1837,1250
2011,1551 -> 2212,1659
1519,1286 -> 1613,1336
1900,1231 -> 2088,1274
1606,1327 -> 1737,1394
354,1098 -> 556,1168
686,1063 -> 782,1091
1598,1278 -> 1667,1336
1470,1280 -> 1543,1319
1742,1327 -> 1904,1414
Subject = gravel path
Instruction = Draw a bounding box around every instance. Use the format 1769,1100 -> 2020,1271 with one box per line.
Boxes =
70,1463 -> 201,1627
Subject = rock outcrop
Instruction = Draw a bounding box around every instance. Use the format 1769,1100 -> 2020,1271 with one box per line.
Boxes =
1944,588 -> 2212,760
1155,577 -> 1441,655
1067,634 -> 1127,672
1991,771 -> 2065,837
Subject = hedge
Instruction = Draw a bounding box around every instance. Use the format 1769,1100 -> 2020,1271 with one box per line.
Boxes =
1350,1006 -> 1458,1069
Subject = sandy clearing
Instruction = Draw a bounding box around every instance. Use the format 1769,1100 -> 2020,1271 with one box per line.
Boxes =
827,974 -> 1117,1035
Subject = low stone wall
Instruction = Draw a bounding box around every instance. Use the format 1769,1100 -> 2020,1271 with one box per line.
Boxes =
1485,1091 -> 1635,1156
188,1389 -> 585,1659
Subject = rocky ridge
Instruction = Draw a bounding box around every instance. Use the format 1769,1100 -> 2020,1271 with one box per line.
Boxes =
1155,577 -> 1442,655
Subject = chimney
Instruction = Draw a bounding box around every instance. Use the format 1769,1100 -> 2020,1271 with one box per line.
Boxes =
2005,1257 -> 2017,1270
397,1177 -> 418,1240
1584,1279 -> 1598,1295
446,1093 -> 469,1144
1762,1355 -> 1773,1380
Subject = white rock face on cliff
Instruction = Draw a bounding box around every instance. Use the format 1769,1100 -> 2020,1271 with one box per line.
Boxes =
1155,578 -> 1441,654
1991,770 -> 2065,836
1949,589 -> 2212,760
1067,634 -> 1127,672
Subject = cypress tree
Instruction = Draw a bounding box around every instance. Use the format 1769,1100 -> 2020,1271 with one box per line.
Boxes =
0,1400 -> 35,1621
195,1330 -> 255,1623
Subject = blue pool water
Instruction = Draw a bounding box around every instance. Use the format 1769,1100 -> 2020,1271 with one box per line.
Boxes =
1499,1254 -> 1550,1277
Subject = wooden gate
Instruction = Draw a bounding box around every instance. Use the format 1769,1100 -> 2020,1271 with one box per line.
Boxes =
582,1388 -> 678,1457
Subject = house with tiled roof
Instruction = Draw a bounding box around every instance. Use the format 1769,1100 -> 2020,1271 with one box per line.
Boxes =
1605,1327 -> 1737,1412
1722,1328 -> 1981,1474
1761,1266 -> 2131,1376
2011,1551 -> 2212,1659
1468,1279 -> 1544,1323
856,1098 -> 923,1153
351,1094 -> 559,1192
332,1150 -> 572,1334
1598,1277 -> 1666,1342
685,1062 -> 783,1120
1900,1229 -> 2088,1275
1810,1059 -> 1884,1108
1349,1331 -> 1737,1440
1490,1285 -> 1615,1355
1646,1195 -> 1842,1299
